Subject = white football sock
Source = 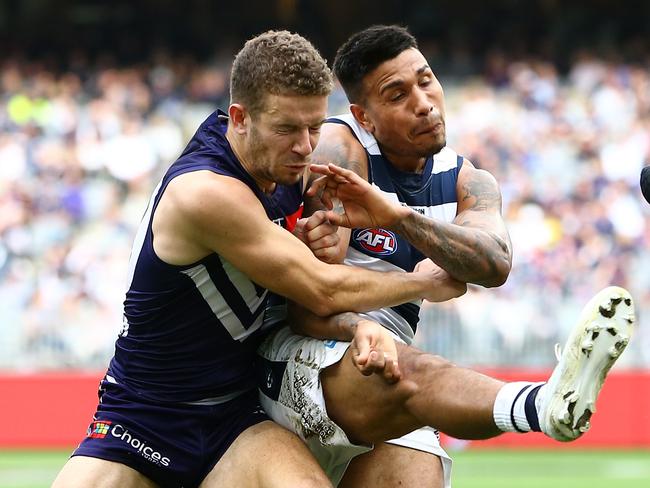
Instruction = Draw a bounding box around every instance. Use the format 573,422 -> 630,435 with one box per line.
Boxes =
493,381 -> 546,433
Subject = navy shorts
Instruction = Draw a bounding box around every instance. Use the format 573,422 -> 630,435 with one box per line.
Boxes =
72,378 -> 268,488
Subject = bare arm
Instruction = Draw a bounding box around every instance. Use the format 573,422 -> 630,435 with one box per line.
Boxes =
288,304 -> 362,341
310,158 -> 512,288
391,160 -> 512,287
287,257 -> 465,338
158,170 -> 441,317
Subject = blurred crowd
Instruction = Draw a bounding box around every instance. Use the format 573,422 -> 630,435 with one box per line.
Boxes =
1,48 -> 649,369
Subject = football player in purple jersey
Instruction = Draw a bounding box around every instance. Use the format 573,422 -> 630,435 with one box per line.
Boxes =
52,29 -> 463,488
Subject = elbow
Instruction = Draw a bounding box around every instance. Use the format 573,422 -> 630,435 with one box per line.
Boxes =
301,278 -> 341,317
482,274 -> 507,289
295,263 -> 360,316
478,234 -> 512,288
480,258 -> 511,288
309,298 -> 338,317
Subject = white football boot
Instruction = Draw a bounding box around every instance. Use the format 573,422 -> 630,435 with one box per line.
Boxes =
538,286 -> 635,441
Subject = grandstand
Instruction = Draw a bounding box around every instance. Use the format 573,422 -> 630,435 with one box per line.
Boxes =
1,2 -> 648,371
1,0 -> 649,485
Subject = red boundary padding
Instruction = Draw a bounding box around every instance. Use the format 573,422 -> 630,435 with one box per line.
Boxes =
0,370 -> 649,448
0,372 -> 103,448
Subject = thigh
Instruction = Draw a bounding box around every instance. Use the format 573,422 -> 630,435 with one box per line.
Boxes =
257,326 -> 371,485
70,379 -> 271,488
52,455 -> 158,488
199,420 -> 333,488
339,442 -> 444,488
320,342 -> 422,444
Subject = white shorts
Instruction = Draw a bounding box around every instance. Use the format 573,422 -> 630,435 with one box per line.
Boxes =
257,326 -> 452,487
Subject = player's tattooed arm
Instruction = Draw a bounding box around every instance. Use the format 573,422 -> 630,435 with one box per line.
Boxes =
391,160 -> 512,288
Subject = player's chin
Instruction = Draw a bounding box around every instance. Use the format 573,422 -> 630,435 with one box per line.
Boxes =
412,133 -> 446,156
275,171 -> 304,186
421,139 -> 446,157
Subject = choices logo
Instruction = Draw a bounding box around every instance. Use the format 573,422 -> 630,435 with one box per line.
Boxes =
353,228 -> 398,256
87,421 -> 171,467
88,421 -> 112,439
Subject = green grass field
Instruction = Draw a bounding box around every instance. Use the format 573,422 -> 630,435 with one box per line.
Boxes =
2,448 -> 649,487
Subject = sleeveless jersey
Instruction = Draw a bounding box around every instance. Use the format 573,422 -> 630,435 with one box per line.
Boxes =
107,110 -> 304,404
328,114 -> 462,343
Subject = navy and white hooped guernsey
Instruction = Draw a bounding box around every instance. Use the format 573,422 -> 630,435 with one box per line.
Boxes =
107,110 -> 303,404
329,114 -> 462,343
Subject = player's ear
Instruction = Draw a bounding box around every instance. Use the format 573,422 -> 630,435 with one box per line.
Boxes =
350,104 -> 374,133
228,103 -> 248,134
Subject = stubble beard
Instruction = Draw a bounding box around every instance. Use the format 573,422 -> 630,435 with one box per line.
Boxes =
248,126 -> 303,187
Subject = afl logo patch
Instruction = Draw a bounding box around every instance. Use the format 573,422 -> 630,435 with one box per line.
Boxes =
353,228 -> 397,256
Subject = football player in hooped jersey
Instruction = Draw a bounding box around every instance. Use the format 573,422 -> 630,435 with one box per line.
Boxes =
257,25 -> 635,488
52,30 -> 466,488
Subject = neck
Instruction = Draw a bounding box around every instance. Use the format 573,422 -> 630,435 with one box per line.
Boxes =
226,127 -> 276,194
379,144 -> 427,174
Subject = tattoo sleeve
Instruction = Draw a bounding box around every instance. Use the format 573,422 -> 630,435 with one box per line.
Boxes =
392,166 -> 512,287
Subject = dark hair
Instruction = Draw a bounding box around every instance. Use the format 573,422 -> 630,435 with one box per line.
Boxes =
333,25 -> 418,103
230,30 -> 333,115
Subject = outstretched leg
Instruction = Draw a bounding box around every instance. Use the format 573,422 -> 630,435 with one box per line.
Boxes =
321,340 -> 502,443
322,286 -> 635,444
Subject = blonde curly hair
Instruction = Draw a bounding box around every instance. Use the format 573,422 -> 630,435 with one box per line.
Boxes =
230,30 -> 333,116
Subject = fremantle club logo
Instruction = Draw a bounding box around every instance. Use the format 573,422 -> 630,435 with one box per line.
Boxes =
353,228 -> 398,256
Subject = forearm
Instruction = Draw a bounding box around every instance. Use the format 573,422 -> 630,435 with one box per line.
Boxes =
287,302 -> 361,341
313,263 -> 435,315
390,210 -> 511,287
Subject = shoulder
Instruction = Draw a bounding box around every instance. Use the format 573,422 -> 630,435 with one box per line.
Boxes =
458,158 -> 498,185
312,121 -> 368,178
167,170 -> 264,225
319,121 -> 362,155
456,158 -> 502,208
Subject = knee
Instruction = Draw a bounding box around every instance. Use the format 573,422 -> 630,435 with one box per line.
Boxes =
400,347 -> 455,381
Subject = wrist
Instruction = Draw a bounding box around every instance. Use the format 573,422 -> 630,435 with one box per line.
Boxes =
413,270 -> 436,300
355,319 -> 389,341
385,205 -> 412,230
335,312 -> 363,341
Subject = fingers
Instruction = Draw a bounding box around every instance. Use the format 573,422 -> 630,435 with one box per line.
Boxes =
308,163 -> 333,176
353,348 -> 382,376
382,355 -> 402,384
301,211 -> 341,263
324,163 -> 364,184
302,210 -> 334,232
302,207 -> 349,230
351,321 -> 402,385
309,163 -> 357,181
306,163 -> 359,203
305,175 -> 334,209
354,350 -> 402,384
